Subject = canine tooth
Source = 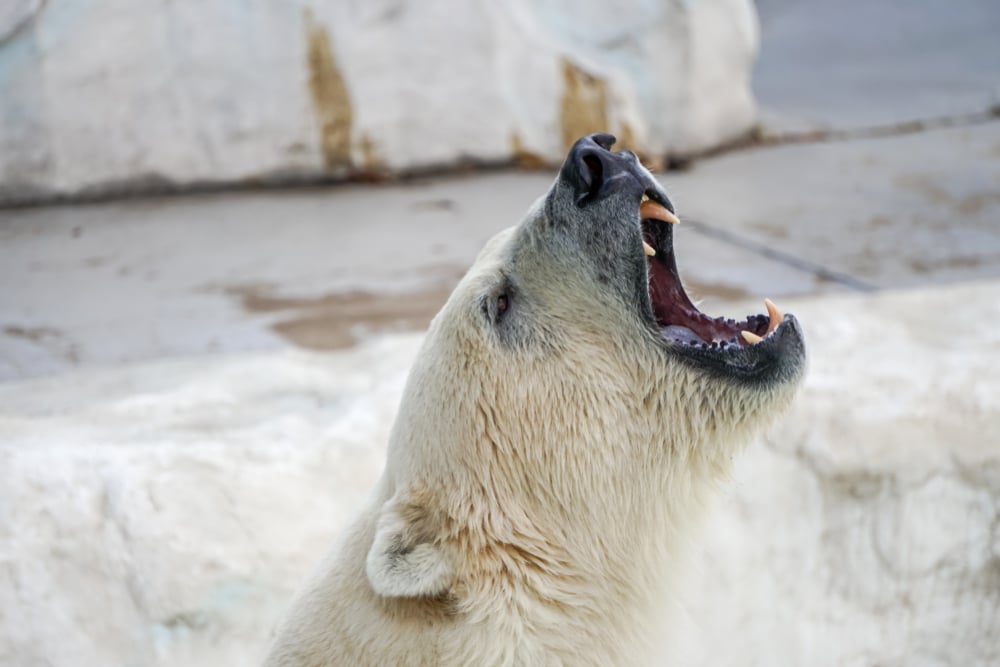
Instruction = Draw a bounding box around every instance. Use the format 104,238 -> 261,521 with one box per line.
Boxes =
741,331 -> 764,345
643,240 -> 656,256
764,298 -> 784,335
640,200 -> 680,225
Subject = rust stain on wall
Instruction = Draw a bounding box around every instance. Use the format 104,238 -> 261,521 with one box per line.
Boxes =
225,283 -> 454,351
615,121 -> 662,170
358,132 -> 384,174
616,121 -> 638,153
304,10 -> 353,171
510,132 -> 549,169
559,58 -> 608,151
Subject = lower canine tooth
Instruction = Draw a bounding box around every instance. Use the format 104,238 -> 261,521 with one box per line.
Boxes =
643,240 -> 656,256
741,331 -> 764,344
764,298 -> 784,335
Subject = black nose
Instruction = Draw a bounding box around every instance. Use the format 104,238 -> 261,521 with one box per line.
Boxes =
560,133 -> 666,208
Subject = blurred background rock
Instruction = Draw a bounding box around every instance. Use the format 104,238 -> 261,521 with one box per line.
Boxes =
0,0 -> 758,204
1,1 -> 999,666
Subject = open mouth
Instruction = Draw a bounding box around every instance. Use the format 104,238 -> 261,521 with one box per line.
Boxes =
638,192 -> 786,351
555,131 -> 800,370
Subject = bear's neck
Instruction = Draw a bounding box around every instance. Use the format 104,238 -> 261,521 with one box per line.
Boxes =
454,455 -> 722,664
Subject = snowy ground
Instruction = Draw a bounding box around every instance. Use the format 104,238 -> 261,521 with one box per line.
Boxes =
2,1 -> 1000,665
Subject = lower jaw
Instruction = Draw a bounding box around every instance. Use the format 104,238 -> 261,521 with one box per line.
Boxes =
654,299 -> 786,350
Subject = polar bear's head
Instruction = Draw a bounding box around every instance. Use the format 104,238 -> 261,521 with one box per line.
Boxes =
367,134 -> 806,601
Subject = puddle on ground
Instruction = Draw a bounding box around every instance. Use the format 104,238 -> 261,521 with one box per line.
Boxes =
226,283 -> 455,351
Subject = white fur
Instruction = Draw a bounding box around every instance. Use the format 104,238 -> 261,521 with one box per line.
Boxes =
263,219 -> 800,666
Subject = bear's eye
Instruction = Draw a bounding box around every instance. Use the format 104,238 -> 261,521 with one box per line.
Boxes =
496,294 -> 509,318
481,282 -> 514,328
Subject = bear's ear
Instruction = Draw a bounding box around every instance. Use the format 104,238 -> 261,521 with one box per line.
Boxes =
365,497 -> 451,598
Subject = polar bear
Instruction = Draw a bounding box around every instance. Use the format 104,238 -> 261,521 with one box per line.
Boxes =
263,134 -> 805,667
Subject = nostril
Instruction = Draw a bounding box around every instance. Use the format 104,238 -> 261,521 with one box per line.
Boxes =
582,153 -> 603,197
559,133 -> 623,206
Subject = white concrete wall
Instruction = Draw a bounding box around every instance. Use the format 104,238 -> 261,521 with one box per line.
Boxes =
0,0 -> 759,203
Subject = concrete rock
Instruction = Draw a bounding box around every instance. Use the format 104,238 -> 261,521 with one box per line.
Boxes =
0,339 -> 414,667
1,282 -> 998,666
690,283 -> 1000,666
0,0 -> 759,204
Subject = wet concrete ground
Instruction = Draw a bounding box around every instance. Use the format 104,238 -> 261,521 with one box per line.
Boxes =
2,0 -> 999,381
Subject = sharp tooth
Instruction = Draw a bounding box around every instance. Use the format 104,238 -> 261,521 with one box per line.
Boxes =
764,298 -> 784,335
643,240 -> 656,257
741,331 -> 764,345
640,200 -> 680,225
